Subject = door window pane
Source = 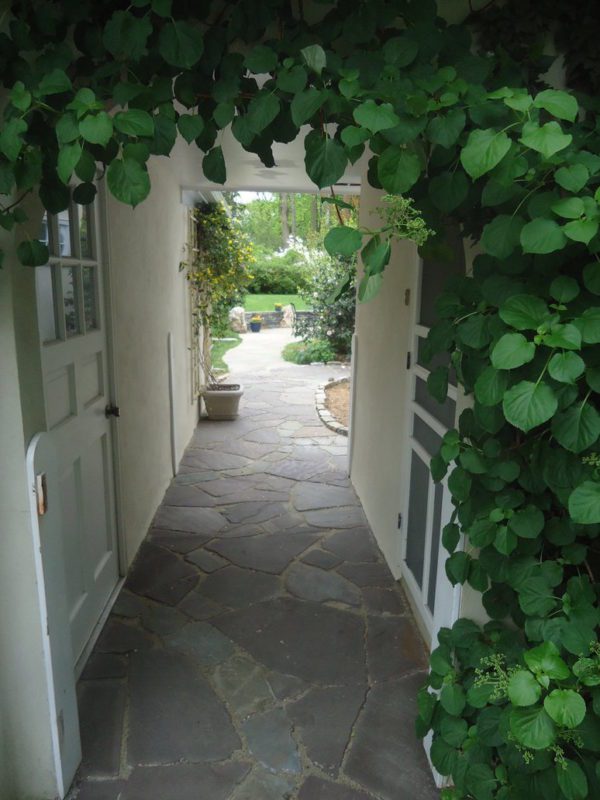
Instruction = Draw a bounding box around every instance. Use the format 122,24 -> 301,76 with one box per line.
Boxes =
427,484 -> 444,613
57,209 -> 72,256
36,265 -> 58,342
415,376 -> 456,428
82,267 -> 99,331
63,266 -> 80,336
406,451 -> 429,588
78,204 -> 93,259
413,415 -> 443,458
419,229 -> 465,327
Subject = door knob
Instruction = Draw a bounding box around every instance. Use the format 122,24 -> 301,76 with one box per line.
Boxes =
105,404 -> 120,418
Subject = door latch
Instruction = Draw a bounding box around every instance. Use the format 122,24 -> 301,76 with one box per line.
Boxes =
105,404 -> 121,418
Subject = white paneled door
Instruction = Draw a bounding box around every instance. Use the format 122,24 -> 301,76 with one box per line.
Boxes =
35,192 -> 119,667
401,242 -> 465,642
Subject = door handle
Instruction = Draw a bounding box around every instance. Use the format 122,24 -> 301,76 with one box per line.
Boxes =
105,404 -> 120,418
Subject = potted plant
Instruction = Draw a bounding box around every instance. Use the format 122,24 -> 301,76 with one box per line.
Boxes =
199,353 -> 243,420
274,302 -> 283,312
249,314 -> 263,332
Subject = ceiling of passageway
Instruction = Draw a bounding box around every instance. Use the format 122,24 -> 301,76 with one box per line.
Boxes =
173,124 -> 365,204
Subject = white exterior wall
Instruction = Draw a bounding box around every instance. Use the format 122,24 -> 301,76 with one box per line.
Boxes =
350,181 -> 419,576
104,155 -> 198,565
0,237 -> 60,800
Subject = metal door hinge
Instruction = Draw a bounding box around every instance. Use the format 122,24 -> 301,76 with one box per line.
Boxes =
406,352 -> 411,369
105,404 -> 120,418
397,513 -> 403,529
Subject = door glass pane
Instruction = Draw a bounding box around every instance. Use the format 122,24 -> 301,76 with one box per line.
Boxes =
83,266 -> 99,331
63,266 -> 80,336
406,451 -> 429,588
415,376 -> 456,428
427,483 -> 444,613
417,337 -> 457,387
39,212 -> 51,251
78,204 -> 93,259
413,415 -> 443,458
57,209 -> 72,256
36,265 -> 58,343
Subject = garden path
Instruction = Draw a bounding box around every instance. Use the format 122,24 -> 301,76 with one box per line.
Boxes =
70,335 -> 438,800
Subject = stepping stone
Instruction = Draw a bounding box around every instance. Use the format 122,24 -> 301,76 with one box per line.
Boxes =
305,507 -> 367,529
186,548 -> 229,573
214,598 -> 366,685
125,543 -> 198,605
96,619 -> 154,654
367,616 -> 427,682
75,779 -> 125,800
293,483 -> 358,511
162,484 -> 218,507
207,533 -> 318,574
288,685 -> 367,775
78,681 -> 125,777
201,477 -> 253,497
153,505 -> 227,535
128,650 -> 239,764
344,674 -> 438,800
230,767 -> 297,800
81,652 -> 127,680
297,776 -> 372,800
266,671 -> 307,702
213,654 -> 275,719
337,563 -> 395,589
181,451 -> 249,471
241,708 -> 301,774
146,529 -> 212,553
174,470 -> 219,484
244,428 -> 281,444
140,604 -> 188,636
362,587 -> 406,616
122,762 -> 251,800
222,501 -> 288,525
323,529 -> 379,563
301,549 -> 343,569
111,590 -> 147,618
178,590 -> 223,621
285,563 -> 361,607
199,566 -> 281,609
265,460 -> 323,481
165,621 -> 235,667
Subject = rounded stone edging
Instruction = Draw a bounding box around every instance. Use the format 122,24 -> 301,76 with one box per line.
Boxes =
315,378 -> 349,437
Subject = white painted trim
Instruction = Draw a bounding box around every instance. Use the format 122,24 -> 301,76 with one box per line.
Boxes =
348,332 -> 358,476
167,330 -> 178,476
25,433 -> 64,799
97,179 -> 128,573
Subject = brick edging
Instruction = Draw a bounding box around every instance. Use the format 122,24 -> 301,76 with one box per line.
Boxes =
315,378 -> 349,437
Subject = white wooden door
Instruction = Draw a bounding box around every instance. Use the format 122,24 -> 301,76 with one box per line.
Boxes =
35,192 -> 120,667
400,242 -> 465,641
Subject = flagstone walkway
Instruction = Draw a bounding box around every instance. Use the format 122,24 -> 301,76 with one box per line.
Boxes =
71,331 -> 438,800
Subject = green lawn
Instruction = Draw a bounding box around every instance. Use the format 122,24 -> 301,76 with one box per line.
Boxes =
243,293 -> 311,312
211,329 -> 241,372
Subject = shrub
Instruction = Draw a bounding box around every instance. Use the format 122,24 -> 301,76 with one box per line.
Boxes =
294,248 -> 356,357
246,248 -> 309,294
282,339 -> 336,364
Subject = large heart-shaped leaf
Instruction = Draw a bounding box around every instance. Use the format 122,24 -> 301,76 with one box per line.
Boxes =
499,294 -> 550,330
324,226 -> 363,257
533,89 -> 578,122
377,146 -> 421,193
460,128 -> 511,180
159,21 -> 203,68
107,157 -> 150,206
491,333 -> 535,370
305,131 -> 348,189
520,121 -> 572,159
552,402 -> 600,453
520,218 -> 567,254
510,706 -> 556,749
202,146 -> 226,184
568,481 -> 600,524
353,100 -> 400,133
503,380 -> 557,432
481,215 -> 524,259
508,670 -> 542,707
544,689 -> 586,728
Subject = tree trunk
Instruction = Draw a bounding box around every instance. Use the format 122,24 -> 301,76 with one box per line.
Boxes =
290,193 -> 297,239
311,194 -> 319,232
280,193 -> 289,248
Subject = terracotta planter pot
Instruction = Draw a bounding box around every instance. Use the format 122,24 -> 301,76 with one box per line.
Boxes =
201,383 -> 244,420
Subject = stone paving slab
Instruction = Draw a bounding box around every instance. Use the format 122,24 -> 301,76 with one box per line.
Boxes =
70,345 -> 437,800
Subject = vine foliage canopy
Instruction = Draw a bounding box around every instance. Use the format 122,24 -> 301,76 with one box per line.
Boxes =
2,1 -> 600,798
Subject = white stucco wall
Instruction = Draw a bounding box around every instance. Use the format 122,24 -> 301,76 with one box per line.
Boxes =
350,181 -> 419,576
0,237 -> 60,800
104,154 -> 198,565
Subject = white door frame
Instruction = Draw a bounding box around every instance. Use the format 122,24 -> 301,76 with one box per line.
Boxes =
397,256 -> 462,645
